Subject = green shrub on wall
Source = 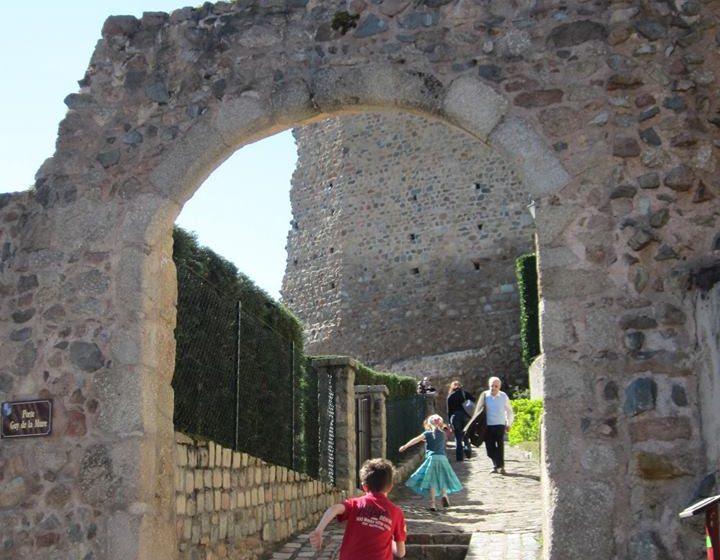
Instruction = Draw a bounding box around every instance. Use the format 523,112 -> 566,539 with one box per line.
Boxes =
354,362 -> 417,401
508,398 -> 543,444
515,253 -> 540,368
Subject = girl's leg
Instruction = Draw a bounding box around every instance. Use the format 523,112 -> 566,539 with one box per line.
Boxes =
441,489 -> 450,508
429,487 -> 437,510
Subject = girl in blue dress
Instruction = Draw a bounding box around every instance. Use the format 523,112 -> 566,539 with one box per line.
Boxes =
398,414 -> 463,511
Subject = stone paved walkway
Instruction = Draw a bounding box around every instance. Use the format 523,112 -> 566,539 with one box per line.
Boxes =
268,445 -> 543,559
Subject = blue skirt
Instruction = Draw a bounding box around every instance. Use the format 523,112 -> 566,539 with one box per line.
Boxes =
405,452 -> 463,496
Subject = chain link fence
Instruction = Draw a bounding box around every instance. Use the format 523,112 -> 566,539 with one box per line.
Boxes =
386,395 -> 427,465
172,264 -> 331,479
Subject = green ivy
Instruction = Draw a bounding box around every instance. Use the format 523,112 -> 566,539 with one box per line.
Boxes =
515,253 -> 540,368
508,398 -> 543,444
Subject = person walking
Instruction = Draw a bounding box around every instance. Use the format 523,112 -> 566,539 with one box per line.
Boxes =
309,458 -> 407,559
466,376 -> 514,474
446,380 -> 473,461
399,414 -> 463,511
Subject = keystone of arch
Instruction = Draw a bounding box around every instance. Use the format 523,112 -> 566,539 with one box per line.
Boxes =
308,64 -> 445,115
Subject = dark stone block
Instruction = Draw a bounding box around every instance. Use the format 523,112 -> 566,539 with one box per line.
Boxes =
649,208 -> 669,229
655,243 -> 678,261
144,81 -> 170,104
547,20 -> 607,48
624,377 -> 657,416
354,14 -> 389,37
655,303 -> 686,325
96,150 -> 120,169
608,73 -> 643,89
613,136 -> 641,157
635,94 -> 656,108
10,328 -> 32,342
639,127 -> 662,146
637,172 -> 660,189
627,228 -> 656,251
0,372 -> 14,393
638,106 -> 660,122
17,275 -> 38,293
624,331 -> 644,350
670,132 -> 696,147
619,315 -> 657,330
11,308 -> 35,323
398,11 -> 438,30
101,15 -> 140,38
69,342 -> 105,373
634,20 -> 668,41
478,65 -> 502,82
610,184 -> 638,199
671,384 -> 688,407
663,96 -> 687,112
604,381 -> 619,400
513,89 -> 563,107
664,165 -> 694,191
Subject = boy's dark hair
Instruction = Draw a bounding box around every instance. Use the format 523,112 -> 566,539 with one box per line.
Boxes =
359,458 -> 395,492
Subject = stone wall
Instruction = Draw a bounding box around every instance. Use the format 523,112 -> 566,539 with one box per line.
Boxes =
174,433 -> 343,560
0,1 -> 718,558
284,112 -> 535,392
695,281 -> 720,471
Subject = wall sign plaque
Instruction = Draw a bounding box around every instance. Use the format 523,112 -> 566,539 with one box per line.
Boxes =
1,399 -> 53,438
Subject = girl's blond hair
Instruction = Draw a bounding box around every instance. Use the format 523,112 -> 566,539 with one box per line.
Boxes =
424,414 -> 447,437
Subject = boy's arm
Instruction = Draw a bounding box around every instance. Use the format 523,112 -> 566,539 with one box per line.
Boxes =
399,433 -> 425,452
393,540 -> 406,558
309,503 -> 346,550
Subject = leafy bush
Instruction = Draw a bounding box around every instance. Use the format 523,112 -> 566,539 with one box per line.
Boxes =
515,253 -> 540,368
508,398 -> 543,444
354,362 -> 417,401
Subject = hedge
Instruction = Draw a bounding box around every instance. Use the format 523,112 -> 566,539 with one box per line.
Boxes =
515,253 -> 540,368
315,359 -> 418,401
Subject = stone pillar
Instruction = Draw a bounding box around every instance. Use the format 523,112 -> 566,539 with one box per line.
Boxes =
355,385 -> 389,460
312,357 -> 357,497
423,393 -> 438,417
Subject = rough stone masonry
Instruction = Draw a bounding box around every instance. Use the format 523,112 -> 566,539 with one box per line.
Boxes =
283,112 -> 535,393
0,0 -> 718,559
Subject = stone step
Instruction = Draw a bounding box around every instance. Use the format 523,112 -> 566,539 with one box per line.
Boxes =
404,543 -> 468,560
405,533 -> 470,560
407,532 -> 471,545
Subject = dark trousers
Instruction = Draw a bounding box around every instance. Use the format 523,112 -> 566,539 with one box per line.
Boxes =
450,413 -> 470,461
485,425 -> 506,469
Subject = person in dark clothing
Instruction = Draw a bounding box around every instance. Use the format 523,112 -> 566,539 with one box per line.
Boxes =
416,376 -> 436,395
446,380 -> 472,461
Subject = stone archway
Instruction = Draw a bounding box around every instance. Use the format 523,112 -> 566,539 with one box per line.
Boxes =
1,2 -> 718,559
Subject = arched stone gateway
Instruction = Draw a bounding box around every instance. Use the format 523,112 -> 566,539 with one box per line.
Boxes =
0,2 -> 717,559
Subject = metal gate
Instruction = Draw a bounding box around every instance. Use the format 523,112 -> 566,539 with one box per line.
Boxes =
355,396 -> 371,488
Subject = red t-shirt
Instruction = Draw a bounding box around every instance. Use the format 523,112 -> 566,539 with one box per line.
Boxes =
336,492 -> 407,560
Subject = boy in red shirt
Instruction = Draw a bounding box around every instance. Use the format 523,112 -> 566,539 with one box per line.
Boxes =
309,458 -> 407,559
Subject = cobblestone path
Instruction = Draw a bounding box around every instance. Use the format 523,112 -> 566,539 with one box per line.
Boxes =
269,445 -> 543,559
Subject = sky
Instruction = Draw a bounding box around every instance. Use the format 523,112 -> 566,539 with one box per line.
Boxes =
0,1 -> 296,299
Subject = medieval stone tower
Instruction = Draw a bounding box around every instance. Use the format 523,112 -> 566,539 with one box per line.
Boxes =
282,112 -> 535,391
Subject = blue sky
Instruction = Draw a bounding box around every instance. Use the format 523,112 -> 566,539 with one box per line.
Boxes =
0,1 -> 296,299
